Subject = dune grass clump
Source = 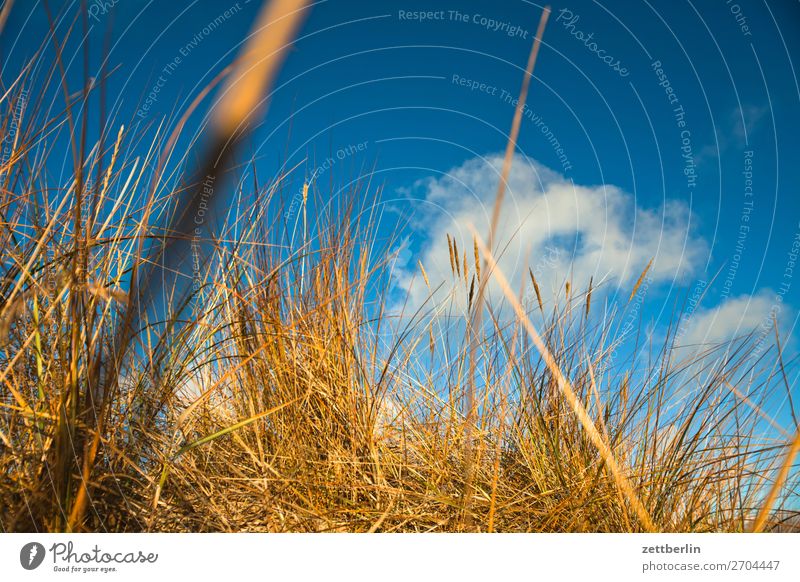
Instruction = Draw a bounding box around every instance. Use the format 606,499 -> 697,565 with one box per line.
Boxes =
1,2 -> 799,533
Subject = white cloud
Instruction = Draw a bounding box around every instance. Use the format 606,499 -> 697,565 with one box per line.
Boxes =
389,153 -> 707,315
732,104 -> 769,141
677,289 -> 785,349
696,104 -> 768,165
666,290 -> 795,404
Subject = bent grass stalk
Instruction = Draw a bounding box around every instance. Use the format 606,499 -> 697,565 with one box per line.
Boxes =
464,4 -> 551,529
471,228 -> 657,532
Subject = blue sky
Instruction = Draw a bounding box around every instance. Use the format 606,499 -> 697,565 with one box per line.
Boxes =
4,0 -> 800,416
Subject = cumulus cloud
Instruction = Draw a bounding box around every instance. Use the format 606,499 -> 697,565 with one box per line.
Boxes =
696,104 -> 769,165
676,289 -> 787,349
389,153 -> 707,315
665,289 -> 795,403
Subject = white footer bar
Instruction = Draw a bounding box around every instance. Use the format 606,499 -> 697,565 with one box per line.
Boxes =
1,533 -> 797,581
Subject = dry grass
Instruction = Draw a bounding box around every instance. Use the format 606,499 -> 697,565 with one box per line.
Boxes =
1,1 -> 798,533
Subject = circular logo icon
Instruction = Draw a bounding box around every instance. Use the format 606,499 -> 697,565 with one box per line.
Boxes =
20,542 -> 46,570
